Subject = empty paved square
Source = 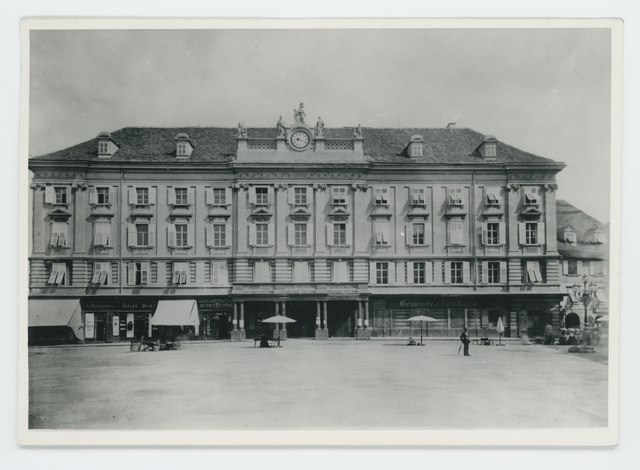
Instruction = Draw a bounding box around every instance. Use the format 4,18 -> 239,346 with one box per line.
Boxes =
28,339 -> 608,429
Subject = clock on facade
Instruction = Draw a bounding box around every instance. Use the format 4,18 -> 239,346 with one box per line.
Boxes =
290,130 -> 311,150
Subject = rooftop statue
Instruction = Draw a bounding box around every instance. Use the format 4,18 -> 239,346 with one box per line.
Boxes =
316,117 -> 324,137
294,103 -> 306,123
277,116 -> 286,137
354,124 -> 362,138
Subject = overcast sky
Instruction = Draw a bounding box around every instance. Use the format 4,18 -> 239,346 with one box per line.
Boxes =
29,27 -> 612,222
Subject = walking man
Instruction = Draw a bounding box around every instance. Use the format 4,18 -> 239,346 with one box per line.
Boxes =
460,327 -> 471,356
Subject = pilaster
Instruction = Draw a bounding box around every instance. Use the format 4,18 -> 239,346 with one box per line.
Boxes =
354,186 -> 369,255
74,187 -> 88,254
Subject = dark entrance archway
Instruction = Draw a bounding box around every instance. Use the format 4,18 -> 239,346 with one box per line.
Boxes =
284,301 -> 316,338
565,312 -> 581,329
328,300 -> 358,338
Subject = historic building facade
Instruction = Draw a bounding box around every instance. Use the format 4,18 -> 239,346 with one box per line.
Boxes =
28,105 -> 566,344
556,200 -> 609,329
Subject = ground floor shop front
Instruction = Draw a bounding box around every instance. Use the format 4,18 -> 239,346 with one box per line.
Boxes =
28,293 -> 563,345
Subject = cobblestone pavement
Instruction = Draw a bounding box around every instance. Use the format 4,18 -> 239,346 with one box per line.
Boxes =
28,339 -> 608,429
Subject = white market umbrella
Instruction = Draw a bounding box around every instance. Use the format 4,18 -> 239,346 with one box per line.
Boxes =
595,315 -> 609,322
407,315 -> 438,345
496,317 -> 505,346
260,315 -> 297,346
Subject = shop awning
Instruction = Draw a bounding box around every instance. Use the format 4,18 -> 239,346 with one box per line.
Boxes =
151,300 -> 199,334
28,299 -> 84,340
596,291 -> 608,304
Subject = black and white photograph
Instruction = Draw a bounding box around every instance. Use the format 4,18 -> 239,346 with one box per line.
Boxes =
17,18 -> 622,448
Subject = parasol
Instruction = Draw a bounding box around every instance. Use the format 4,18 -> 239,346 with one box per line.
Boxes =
407,315 -> 438,345
260,315 -> 297,347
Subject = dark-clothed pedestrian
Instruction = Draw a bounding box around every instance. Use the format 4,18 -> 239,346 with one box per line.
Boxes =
460,327 -> 471,356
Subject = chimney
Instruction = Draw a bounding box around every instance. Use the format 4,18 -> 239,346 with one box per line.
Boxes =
446,122 -> 456,129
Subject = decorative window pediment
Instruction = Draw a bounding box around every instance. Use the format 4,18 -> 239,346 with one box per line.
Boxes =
290,207 -> 312,220
48,208 -> 72,221
251,206 -> 274,219
328,206 -> 350,221
520,207 -> 543,219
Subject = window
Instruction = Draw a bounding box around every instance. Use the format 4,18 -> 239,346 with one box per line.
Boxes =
524,187 -> 538,204
213,224 -> 226,247
374,223 -> 390,245
568,260 -> 578,275
50,222 -> 68,247
177,142 -> 187,155
374,188 -> 388,205
485,144 -> 496,157
99,141 -> 109,154
55,187 -> 68,204
295,223 -> 307,246
485,223 -> 500,245
95,187 -> 109,205
525,223 -> 537,245
175,188 -> 188,205
592,260 -> 604,276
332,187 -> 347,205
449,221 -> 464,245
412,223 -> 425,245
333,223 -> 347,245
525,261 -> 543,283
294,187 -> 307,205
411,187 -> 426,205
486,192 -> 499,205
413,262 -> 426,284
47,262 -> 66,285
487,261 -> 500,284
256,223 -> 269,246
136,187 -> 149,205
213,188 -> 226,205
175,224 -> 188,247
256,187 -> 269,205
450,261 -> 464,284
565,232 -> 577,244
211,261 -> 228,286
376,262 -> 389,285
128,262 -> 149,286
449,188 -> 463,205
450,309 -> 465,328
594,231 -> 606,244
91,262 -> 109,285
136,224 -> 149,246
93,222 -> 110,246
411,143 -> 423,157
172,262 -> 188,285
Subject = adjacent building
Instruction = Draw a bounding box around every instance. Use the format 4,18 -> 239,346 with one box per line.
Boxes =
28,106 -> 567,344
556,200 -> 610,329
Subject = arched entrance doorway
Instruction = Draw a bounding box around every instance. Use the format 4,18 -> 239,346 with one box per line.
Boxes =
565,312 -> 581,329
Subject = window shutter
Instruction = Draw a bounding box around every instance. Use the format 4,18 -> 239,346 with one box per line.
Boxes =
407,262 -> 414,284
57,267 -> 66,285
267,187 -> 274,204
187,224 -> 194,247
212,261 -> 220,285
141,263 -> 150,284
128,188 -> 136,205
576,260 -> 583,275
58,223 -> 68,247
563,260 -> 569,275
94,223 -> 102,245
219,262 -> 228,285
381,224 -> 390,245
288,188 -> 295,204
148,187 -> 156,205
268,223 -> 274,245
500,261 -> 507,283
50,223 -> 59,246
248,187 -> 256,204
91,263 -> 101,284
481,262 -> 488,284
405,224 -> 413,245
444,262 -> 451,283
537,223 -> 546,244
589,261 -> 596,275
481,222 -> 488,245
249,224 -> 256,246
463,262 -> 471,284
369,262 -> 376,284
44,186 -> 55,204
498,223 -> 506,244
127,225 -> 136,247
425,262 -> 433,283
225,188 -> 232,205
167,225 -> 176,247
204,188 -> 213,205
89,186 -> 97,204
148,225 -> 156,247
108,187 -> 114,205
102,224 -> 111,246
425,223 -> 432,246
167,188 -> 176,205
127,263 -> 136,286
47,265 -> 57,284
287,225 -> 294,246
206,226 -> 214,247
346,222 -> 352,245
388,262 -> 396,285
172,263 -> 180,284
518,223 -> 526,245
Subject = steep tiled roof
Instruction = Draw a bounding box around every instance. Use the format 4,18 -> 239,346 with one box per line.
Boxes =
30,126 -> 557,164
556,199 -> 608,260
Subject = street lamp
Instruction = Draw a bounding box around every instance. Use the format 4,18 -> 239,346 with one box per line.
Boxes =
572,274 -> 598,328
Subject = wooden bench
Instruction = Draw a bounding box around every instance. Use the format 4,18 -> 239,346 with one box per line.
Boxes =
472,337 -> 494,346
253,337 -> 279,347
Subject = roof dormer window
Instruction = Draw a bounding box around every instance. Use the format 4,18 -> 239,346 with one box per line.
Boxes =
565,231 -> 577,245
175,133 -> 194,158
478,135 -> 498,159
96,131 -> 118,158
594,230 -> 606,244
99,141 -> 109,154
408,135 -> 424,158
485,144 -> 496,157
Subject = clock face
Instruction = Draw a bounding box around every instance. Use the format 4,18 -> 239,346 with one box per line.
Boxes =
290,130 -> 310,149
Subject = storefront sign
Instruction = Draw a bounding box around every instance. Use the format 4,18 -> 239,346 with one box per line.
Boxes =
197,299 -> 234,311
126,313 -> 135,338
85,313 -> 95,339
81,298 -> 158,311
113,315 -> 119,338
385,297 -> 493,310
